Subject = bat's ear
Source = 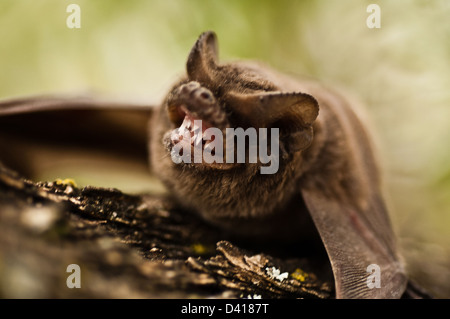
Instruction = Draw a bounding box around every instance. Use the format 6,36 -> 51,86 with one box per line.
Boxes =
226,91 -> 320,152
186,31 -> 219,84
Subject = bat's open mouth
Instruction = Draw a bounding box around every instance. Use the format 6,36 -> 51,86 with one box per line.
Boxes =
165,81 -> 235,170
169,105 -> 215,155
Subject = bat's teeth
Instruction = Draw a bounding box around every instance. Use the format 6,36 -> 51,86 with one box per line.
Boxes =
192,122 -> 201,132
191,129 -> 203,146
170,130 -> 180,143
171,126 -> 189,144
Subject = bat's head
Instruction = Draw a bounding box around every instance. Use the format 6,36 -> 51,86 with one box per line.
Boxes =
151,31 -> 319,229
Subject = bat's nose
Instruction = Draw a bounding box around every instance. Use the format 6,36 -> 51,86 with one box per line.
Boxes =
167,81 -> 220,127
178,81 -> 215,106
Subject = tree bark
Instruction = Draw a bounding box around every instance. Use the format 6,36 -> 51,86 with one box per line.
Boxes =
0,163 -> 332,298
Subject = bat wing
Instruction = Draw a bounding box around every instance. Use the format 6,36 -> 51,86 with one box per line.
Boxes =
0,94 -> 155,116
298,89 -> 408,298
301,187 -> 407,298
0,94 -> 156,181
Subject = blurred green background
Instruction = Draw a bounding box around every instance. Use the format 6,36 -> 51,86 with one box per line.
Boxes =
1,0 -> 449,297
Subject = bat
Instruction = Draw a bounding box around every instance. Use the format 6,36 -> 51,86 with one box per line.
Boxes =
0,31 -> 408,298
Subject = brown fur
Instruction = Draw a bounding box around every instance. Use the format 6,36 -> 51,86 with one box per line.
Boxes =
150,31 -> 407,298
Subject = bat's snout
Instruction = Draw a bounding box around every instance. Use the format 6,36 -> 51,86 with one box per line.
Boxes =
166,81 -> 228,130
179,81 -> 215,105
